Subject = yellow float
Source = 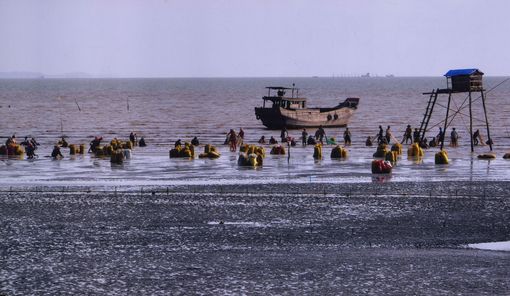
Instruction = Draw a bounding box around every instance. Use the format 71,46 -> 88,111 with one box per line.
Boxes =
435,150 -> 449,164
373,144 -> 388,158
198,144 -> 221,159
330,145 -> 348,159
313,143 -> 322,159
0,144 -> 24,156
385,150 -> 398,164
407,143 -> 424,158
391,143 -> 403,155
110,149 -> 125,164
270,145 -> 286,155
238,145 -> 265,167
169,142 -> 195,159
69,144 -> 77,155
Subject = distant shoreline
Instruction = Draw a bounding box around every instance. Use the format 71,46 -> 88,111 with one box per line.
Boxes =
1,75 -> 509,80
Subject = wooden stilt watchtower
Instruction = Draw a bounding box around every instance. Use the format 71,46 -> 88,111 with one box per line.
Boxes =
418,69 -> 492,152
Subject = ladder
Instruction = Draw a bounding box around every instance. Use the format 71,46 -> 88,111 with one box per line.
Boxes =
418,89 -> 439,141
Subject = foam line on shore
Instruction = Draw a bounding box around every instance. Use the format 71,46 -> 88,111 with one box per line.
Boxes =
468,241 -> 510,252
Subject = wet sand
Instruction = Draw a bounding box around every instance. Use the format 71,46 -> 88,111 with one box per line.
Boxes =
1,181 -> 510,295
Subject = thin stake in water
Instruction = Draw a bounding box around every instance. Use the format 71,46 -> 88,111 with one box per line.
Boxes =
58,96 -> 64,135
74,98 -> 81,111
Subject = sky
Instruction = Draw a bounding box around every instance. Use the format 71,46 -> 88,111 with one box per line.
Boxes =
1,0 -> 509,77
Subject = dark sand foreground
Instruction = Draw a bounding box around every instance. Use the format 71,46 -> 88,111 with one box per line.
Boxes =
1,181 -> 510,295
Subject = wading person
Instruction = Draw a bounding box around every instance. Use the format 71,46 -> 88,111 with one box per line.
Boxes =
139,137 -> 146,147
473,129 -> 480,145
191,136 -> 199,146
450,128 -> 459,147
227,129 -> 237,151
51,145 -> 63,159
413,128 -> 420,143
316,125 -> 326,144
25,142 -> 36,159
365,136 -> 373,146
89,136 -> 102,153
377,125 -> 384,144
402,125 -> 412,144
385,126 -> 392,144
280,127 -> 288,143
59,136 -> 68,148
258,136 -> 266,144
129,132 -> 137,145
301,129 -> 308,146
436,127 -> 444,146
30,138 -> 40,148
238,128 -> 244,146
343,128 -> 351,146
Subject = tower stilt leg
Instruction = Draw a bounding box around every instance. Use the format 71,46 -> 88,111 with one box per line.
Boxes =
469,92 -> 474,152
481,90 -> 493,151
440,93 -> 452,150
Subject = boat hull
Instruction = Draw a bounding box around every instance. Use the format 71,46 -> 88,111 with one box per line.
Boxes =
255,103 -> 357,129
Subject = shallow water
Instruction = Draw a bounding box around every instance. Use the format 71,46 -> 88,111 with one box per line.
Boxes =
1,77 -> 510,187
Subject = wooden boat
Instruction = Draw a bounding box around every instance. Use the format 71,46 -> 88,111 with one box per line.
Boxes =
254,86 -> 359,129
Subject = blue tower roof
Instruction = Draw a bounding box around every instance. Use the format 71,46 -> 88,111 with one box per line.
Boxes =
444,69 -> 483,77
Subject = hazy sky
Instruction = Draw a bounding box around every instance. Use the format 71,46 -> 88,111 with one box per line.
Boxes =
1,0 -> 509,77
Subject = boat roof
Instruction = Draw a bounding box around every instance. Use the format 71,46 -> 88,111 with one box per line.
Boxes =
265,86 -> 294,90
263,96 -> 306,102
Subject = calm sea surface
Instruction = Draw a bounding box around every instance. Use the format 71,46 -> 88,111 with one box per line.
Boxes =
1,77 -> 510,187
2,78 -> 510,295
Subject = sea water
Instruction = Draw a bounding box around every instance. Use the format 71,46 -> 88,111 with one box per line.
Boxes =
1,77 -> 510,187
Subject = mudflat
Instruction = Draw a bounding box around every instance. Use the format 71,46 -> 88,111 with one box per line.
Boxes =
1,181 -> 509,295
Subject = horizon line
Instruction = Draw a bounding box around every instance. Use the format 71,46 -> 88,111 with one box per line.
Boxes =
1,75 -> 510,79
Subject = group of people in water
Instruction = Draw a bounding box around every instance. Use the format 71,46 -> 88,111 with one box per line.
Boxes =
3,131 -> 148,160
222,123 -> 491,153
4,135 -> 41,159
363,124 -> 489,148
4,124 -> 492,161
222,125 -> 352,152
225,128 -> 244,152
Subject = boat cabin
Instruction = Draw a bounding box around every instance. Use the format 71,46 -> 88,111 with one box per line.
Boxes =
262,86 -> 307,109
444,69 -> 484,92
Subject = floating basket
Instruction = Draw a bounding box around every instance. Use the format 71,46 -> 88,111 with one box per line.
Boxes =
407,143 -> 424,158
330,145 -> 348,159
385,151 -> 398,164
270,145 -> 286,155
110,149 -> 125,164
313,144 -> 322,159
373,144 -> 388,158
391,143 -> 403,155
435,150 -> 449,164
371,160 -> 393,174
69,144 -> 77,155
